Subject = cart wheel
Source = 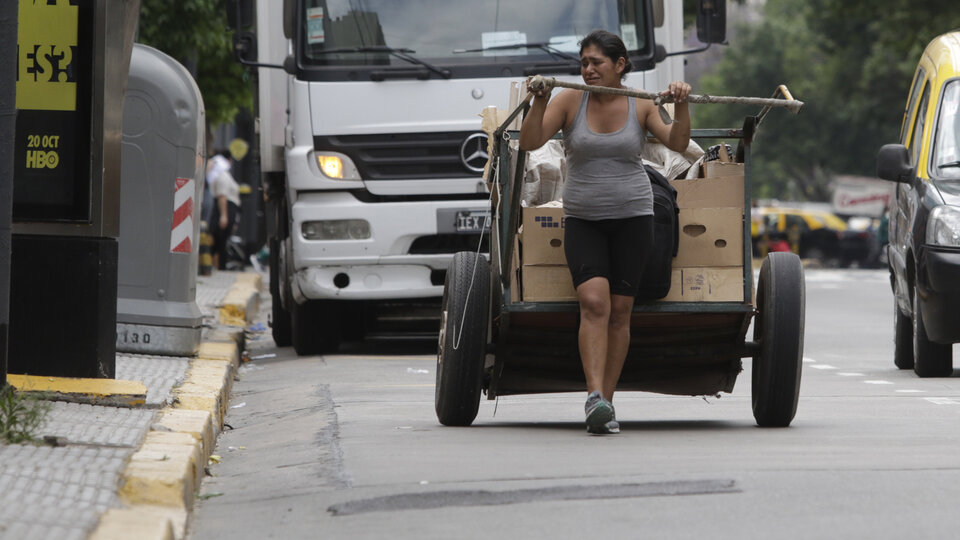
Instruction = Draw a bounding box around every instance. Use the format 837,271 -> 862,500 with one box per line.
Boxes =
435,251 -> 490,426
912,286 -> 952,377
893,298 -> 913,370
752,252 -> 805,427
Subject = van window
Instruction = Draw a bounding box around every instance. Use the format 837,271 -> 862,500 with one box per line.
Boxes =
901,68 -> 927,144
931,79 -> 960,179
908,83 -> 931,168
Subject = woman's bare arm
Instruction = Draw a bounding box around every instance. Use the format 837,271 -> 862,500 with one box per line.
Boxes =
519,89 -> 576,151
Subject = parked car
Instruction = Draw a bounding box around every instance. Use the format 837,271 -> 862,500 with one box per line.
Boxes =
751,206 -> 871,266
876,31 -> 960,377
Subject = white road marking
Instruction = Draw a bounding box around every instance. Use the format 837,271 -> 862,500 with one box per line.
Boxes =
864,380 -> 894,385
924,397 -> 960,405
896,389 -> 926,393
802,357 -> 817,363
837,372 -> 865,377
810,364 -> 837,370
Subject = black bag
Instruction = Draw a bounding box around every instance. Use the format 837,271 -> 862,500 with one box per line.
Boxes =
636,165 -> 679,300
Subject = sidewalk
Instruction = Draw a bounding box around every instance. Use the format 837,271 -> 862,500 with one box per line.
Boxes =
0,270 -> 264,540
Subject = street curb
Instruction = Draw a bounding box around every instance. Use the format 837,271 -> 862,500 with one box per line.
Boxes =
92,272 -> 260,540
219,272 -> 262,327
6,373 -> 147,407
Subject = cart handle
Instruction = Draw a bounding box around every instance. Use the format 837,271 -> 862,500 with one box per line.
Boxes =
528,75 -> 804,125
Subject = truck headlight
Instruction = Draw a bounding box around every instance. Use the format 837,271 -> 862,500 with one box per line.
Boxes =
926,205 -> 960,246
302,220 -> 371,240
311,151 -> 360,180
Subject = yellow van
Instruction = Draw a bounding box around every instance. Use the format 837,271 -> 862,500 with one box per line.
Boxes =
876,31 -> 960,377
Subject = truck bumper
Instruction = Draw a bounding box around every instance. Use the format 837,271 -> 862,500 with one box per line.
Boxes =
290,191 -> 489,300
916,245 -> 960,343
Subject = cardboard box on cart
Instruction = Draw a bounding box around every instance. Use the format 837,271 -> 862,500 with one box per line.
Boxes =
666,161 -> 747,302
519,206 -> 577,301
517,199 -> 746,302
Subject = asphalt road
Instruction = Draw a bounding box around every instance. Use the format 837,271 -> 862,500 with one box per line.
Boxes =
188,268 -> 960,540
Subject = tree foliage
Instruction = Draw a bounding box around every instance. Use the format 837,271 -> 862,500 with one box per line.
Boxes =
137,0 -> 252,127
693,0 -> 960,201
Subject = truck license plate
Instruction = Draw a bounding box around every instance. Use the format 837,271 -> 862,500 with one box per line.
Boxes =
455,210 -> 490,233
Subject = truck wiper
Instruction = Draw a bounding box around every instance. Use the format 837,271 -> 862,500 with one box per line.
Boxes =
312,46 -> 451,79
938,161 -> 960,169
453,42 -> 579,62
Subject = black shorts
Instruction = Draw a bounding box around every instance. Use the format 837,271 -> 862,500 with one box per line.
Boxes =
563,215 -> 654,297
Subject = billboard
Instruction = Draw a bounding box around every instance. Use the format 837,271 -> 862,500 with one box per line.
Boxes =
14,0 -> 94,222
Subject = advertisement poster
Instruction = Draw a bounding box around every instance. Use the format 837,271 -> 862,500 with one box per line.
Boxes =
14,0 -> 93,222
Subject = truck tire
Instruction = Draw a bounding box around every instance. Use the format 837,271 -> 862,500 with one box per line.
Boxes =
435,251 -> 489,427
269,237 -> 292,347
291,299 -> 341,356
912,286 -> 952,377
752,252 -> 805,427
893,299 -> 913,369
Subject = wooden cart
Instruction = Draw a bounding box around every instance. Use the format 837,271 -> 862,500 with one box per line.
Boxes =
435,93 -> 804,428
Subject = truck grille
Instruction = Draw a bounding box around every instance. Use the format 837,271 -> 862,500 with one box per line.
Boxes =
314,132 -> 481,180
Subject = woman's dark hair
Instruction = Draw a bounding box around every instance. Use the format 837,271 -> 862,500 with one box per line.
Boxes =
579,29 -> 633,79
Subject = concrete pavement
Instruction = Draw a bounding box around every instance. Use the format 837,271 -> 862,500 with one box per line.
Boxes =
0,270 -> 263,540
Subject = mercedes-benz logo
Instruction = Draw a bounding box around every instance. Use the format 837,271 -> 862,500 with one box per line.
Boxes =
459,133 -> 489,173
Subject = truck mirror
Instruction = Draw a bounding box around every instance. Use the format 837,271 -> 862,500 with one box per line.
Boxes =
283,0 -> 296,39
652,0 -> 664,27
283,55 -> 297,75
697,0 -> 726,44
877,144 -> 915,183
233,31 -> 258,64
654,44 -> 667,63
226,0 -> 254,30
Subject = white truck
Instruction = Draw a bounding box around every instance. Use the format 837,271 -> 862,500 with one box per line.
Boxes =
228,0 -> 725,354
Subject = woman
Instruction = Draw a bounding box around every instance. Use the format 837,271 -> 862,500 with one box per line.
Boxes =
519,30 -> 691,434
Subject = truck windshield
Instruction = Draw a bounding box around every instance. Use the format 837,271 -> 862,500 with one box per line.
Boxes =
932,79 -> 960,180
298,0 -> 649,72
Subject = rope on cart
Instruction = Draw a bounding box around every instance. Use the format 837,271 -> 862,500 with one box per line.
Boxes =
452,153 -> 498,350
527,75 -> 804,124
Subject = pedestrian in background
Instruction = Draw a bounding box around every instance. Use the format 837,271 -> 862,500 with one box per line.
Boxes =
206,150 -> 241,270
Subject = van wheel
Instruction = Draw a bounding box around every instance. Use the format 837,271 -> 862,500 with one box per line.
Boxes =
912,287 -> 952,377
435,251 -> 489,427
893,299 -> 913,369
752,252 -> 805,427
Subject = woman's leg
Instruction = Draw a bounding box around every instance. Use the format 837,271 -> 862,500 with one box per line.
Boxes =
603,294 -> 634,400
576,277 -> 612,393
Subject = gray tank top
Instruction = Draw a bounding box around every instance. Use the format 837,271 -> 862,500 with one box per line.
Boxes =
562,90 -> 653,220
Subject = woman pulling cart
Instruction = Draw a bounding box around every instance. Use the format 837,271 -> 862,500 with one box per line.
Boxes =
518,30 -> 692,434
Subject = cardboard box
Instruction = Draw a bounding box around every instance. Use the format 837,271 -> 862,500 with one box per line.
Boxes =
521,265 -> 577,302
701,161 -> 744,178
674,207 -> 744,267
661,266 -> 744,302
671,175 -> 745,209
521,206 -> 567,265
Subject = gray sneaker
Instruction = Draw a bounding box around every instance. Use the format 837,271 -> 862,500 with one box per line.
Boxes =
584,391 -> 617,434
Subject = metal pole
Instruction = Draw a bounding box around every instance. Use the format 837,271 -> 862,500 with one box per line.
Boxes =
528,76 -> 804,114
0,0 -> 18,387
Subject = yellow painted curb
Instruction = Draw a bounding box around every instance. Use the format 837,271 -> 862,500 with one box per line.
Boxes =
6,373 -> 147,407
119,431 -> 203,508
197,341 -> 237,363
219,272 -> 262,326
90,507 -> 181,540
155,409 -> 215,459
173,358 -> 235,428
94,281 -> 245,540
